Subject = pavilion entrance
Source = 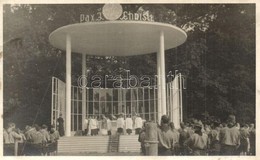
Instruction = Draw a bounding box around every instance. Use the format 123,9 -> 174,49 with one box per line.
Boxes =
51,73 -> 183,132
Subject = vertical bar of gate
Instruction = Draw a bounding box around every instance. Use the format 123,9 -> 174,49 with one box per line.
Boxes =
142,87 -> 145,119
154,87 -> 156,123
55,78 -> 58,129
179,73 -> 183,122
148,87 -> 151,120
51,77 -> 54,125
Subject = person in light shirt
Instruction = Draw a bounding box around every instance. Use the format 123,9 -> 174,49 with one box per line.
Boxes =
89,116 -> 98,136
184,122 -> 208,155
100,115 -> 108,136
125,115 -> 133,135
134,114 -> 143,135
117,113 -> 125,135
219,115 -> 240,155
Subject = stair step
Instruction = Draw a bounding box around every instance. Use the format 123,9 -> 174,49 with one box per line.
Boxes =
57,135 -> 141,154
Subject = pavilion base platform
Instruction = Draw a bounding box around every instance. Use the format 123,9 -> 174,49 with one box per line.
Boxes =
57,135 -> 141,155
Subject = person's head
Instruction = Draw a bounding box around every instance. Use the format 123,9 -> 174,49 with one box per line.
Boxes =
8,122 -> 15,129
180,122 -> 186,129
25,125 -> 31,131
250,123 -> 255,129
59,114 -> 62,117
42,124 -> 48,130
241,123 -> 248,129
34,124 -> 41,131
161,115 -> 170,125
169,122 -> 175,130
226,115 -> 236,128
212,121 -> 220,129
193,123 -> 203,133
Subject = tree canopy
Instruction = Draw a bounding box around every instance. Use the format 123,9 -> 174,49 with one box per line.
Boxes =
3,4 -> 255,128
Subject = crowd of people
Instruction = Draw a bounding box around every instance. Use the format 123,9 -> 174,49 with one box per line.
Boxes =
3,113 -> 256,156
3,122 -> 60,156
139,115 -> 256,156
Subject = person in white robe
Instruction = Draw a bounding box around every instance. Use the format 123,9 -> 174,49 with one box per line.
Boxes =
125,115 -> 133,135
134,114 -> 143,135
117,114 -> 125,135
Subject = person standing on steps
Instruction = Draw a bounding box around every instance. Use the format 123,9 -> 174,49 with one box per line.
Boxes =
57,114 -> 65,137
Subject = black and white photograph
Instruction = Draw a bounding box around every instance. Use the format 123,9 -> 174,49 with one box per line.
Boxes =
1,1 -> 258,157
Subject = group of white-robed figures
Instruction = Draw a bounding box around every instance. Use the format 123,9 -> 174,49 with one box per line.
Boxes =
83,114 -> 144,136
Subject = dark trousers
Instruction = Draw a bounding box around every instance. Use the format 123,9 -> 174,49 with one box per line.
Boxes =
192,149 -> 207,155
4,144 -> 14,156
117,128 -> 123,134
126,129 -> 132,135
84,129 -> 89,135
135,128 -> 141,135
24,143 -> 43,156
158,147 -> 172,156
220,144 -> 238,155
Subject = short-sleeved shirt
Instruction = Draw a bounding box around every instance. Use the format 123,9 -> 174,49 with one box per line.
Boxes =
157,125 -> 177,150
219,126 -> 240,146
117,118 -> 125,128
125,118 -> 133,129
179,128 -> 190,146
184,133 -> 208,150
134,117 -> 143,129
7,128 -> 22,144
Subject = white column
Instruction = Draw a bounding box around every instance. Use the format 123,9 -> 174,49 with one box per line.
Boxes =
82,54 -> 86,130
156,49 -> 162,123
65,34 -> 71,137
160,31 -> 167,115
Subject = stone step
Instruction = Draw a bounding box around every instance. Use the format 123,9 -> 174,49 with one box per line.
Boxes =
57,135 -> 141,154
